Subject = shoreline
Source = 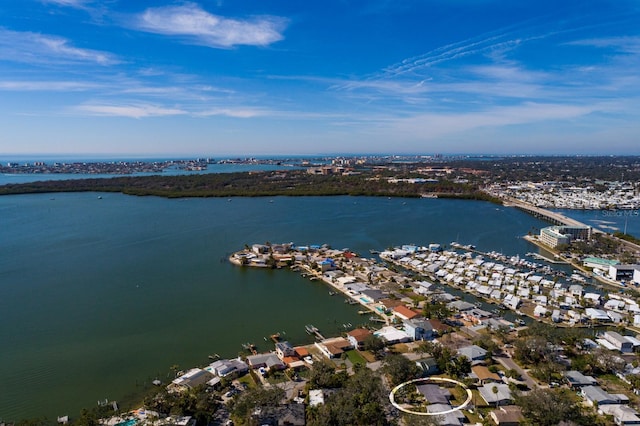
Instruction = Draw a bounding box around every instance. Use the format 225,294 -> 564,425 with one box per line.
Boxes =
522,234 -> 626,290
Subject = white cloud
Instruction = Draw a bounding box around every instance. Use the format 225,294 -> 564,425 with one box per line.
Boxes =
0,28 -> 118,65
77,103 -> 187,118
133,3 -> 287,48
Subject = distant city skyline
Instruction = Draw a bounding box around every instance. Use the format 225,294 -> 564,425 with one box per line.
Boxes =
1,0 -> 639,156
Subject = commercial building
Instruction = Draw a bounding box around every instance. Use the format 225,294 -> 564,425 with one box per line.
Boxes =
539,225 -> 591,248
609,264 -> 640,283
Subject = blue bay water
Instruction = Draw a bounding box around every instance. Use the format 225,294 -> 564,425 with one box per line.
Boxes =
0,193 -> 583,420
554,208 -> 640,238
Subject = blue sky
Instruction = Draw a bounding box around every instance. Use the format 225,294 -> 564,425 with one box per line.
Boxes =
0,0 -> 639,156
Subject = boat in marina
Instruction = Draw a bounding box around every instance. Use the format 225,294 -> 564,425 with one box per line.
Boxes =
305,324 -> 319,334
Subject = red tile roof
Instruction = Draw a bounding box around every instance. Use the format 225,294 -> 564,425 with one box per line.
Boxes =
393,305 -> 420,319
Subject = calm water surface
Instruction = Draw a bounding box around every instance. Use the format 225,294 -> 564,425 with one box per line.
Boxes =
555,208 -> 640,238
1,194 -> 552,419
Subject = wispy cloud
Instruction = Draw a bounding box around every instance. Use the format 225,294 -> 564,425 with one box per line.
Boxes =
76,103 -> 187,118
567,36 -> 640,54
387,102 -> 600,139
41,0 -> 91,8
132,3 -> 287,48
0,80 -> 99,91
0,28 -> 118,65
198,107 -> 270,118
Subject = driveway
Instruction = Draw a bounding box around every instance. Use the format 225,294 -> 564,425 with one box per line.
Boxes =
495,354 -> 538,390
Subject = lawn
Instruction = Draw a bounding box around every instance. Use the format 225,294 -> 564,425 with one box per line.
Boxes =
345,350 -> 367,366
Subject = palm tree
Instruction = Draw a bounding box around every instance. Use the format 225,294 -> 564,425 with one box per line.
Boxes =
492,385 -> 499,408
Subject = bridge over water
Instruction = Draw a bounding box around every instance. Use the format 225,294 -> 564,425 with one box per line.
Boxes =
504,197 -> 594,230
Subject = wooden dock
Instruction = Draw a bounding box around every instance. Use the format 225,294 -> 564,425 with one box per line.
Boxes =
305,324 -> 325,340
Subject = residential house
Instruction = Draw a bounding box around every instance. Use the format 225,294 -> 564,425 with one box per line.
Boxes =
564,370 -> 597,388
206,358 -> 249,378
603,331 -> 634,353
246,353 -> 286,371
315,337 -> 352,359
170,368 -> 215,391
403,318 -> 434,341
599,404 -> 640,425
581,386 -> 623,406
479,383 -> 513,406
416,357 -> 439,376
251,403 -> 306,426
472,365 -> 502,385
457,345 -> 488,365
585,308 -> 611,322
426,404 -> 465,426
393,305 -> 420,321
275,341 -> 296,359
346,328 -> 372,350
416,383 -> 451,404
490,406 -> 524,426
374,326 -> 411,344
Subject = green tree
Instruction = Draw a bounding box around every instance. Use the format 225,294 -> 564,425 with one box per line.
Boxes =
446,355 -> 471,379
363,334 -> 386,359
309,360 -> 348,389
307,367 -> 388,426
515,388 -> 583,426
230,387 -> 285,424
383,354 -> 421,386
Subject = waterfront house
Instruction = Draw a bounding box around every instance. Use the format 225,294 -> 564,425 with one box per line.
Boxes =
361,288 -> 386,301
448,300 -> 475,312
275,341 -> 296,359
502,294 -> 521,310
170,368 -> 215,392
206,358 -> 249,378
246,353 -> 286,371
346,328 -> 372,350
252,244 -> 269,254
319,258 -> 336,272
462,308 -> 493,325
315,337 -> 352,359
